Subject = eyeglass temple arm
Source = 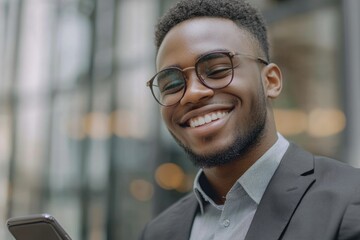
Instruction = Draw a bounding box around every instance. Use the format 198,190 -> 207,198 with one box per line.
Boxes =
257,58 -> 269,65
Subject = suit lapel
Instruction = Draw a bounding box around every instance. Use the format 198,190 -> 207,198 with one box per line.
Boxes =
245,144 -> 316,240
165,194 -> 199,240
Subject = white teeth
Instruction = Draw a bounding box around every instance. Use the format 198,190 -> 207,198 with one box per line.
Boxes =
205,115 -> 212,123
198,118 -> 205,125
188,111 -> 228,128
217,112 -> 224,118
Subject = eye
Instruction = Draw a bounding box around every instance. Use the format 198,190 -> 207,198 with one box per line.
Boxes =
160,80 -> 184,94
197,52 -> 233,79
156,70 -> 185,95
205,65 -> 233,79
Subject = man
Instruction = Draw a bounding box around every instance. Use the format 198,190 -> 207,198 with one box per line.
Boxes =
140,0 -> 360,239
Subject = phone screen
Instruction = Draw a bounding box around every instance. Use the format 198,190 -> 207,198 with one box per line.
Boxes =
7,214 -> 72,240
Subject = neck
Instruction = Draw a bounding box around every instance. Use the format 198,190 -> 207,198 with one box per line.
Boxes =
202,156 -> 256,203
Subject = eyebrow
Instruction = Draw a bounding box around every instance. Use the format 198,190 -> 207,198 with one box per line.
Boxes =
160,48 -> 231,71
197,48 -> 230,59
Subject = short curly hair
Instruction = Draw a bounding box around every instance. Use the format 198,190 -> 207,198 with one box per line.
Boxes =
155,0 -> 269,61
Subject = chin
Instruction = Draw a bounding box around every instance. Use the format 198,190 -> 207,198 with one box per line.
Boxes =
178,126 -> 266,168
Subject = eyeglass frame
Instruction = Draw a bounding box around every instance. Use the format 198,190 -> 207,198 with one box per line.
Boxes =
146,50 -> 269,107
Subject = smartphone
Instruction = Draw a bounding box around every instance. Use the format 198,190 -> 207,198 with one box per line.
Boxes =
6,213 -> 72,240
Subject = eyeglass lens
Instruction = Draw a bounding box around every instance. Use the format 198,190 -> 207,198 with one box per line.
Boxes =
151,52 -> 234,106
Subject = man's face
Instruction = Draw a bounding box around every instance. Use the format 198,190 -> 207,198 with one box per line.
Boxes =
156,17 -> 271,167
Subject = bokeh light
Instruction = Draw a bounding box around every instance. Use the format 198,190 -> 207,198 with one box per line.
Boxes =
155,163 -> 185,190
129,179 -> 154,202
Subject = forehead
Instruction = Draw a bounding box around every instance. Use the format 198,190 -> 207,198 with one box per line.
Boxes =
156,17 -> 256,70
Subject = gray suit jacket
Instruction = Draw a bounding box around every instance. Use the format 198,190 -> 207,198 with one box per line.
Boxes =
140,144 -> 360,240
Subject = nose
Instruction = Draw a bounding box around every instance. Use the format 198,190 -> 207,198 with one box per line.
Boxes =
179,71 -> 214,105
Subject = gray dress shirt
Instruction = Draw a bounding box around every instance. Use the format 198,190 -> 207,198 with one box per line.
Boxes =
189,134 -> 289,240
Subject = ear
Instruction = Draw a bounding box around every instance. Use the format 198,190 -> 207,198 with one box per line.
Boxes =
261,63 -> 282,99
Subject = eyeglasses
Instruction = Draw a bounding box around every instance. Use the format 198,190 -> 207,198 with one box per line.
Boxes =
146,51 -> 268,107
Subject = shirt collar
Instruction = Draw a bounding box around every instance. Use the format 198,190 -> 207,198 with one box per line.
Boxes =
193,133 -> 289,213
239,133 -> 289,204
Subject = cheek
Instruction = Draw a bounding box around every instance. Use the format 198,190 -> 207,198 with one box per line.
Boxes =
231,66 -> 264,94
227,78 -> 260,100
160,108 -> 174,129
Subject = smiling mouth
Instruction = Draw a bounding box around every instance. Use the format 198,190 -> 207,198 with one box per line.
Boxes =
188,110 -> 229,128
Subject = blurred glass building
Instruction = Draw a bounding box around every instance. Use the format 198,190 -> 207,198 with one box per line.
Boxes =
0,0 -> 359,239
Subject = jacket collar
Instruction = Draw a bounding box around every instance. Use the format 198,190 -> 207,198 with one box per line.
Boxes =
245,143 -> 315,240
164,143 -> 315,240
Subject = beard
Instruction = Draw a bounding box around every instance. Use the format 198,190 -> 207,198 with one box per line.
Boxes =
171,87 -> 268,168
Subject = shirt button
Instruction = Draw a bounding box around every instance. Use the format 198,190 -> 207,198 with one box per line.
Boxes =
223,219 -> 230,227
